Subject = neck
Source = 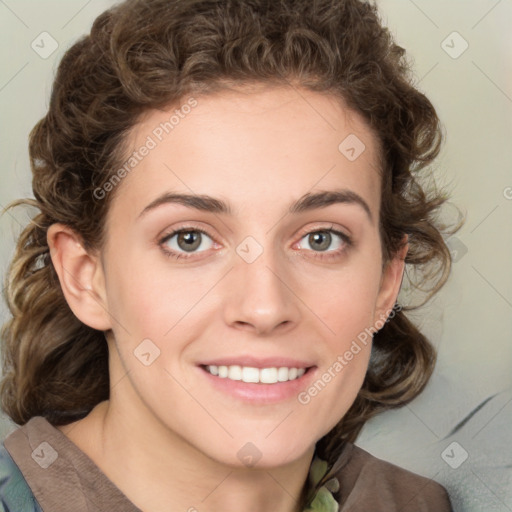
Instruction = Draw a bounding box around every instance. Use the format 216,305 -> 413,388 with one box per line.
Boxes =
58,396 -> 314,512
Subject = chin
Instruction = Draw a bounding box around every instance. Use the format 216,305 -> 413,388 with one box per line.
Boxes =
201,435 -> 314,470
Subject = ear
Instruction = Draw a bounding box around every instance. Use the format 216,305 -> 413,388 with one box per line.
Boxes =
374,235 -> 408,324
47,223 -> 112,331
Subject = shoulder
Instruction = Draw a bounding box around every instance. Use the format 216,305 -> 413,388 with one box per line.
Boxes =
333,443 -> 453,511
0,442 -> 42,512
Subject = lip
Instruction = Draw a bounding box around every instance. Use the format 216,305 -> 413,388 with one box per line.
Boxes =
197,355 -> 314,369
197,363 -> 318,404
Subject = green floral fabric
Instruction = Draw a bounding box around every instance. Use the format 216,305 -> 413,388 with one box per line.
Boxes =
303,456 -> 340,512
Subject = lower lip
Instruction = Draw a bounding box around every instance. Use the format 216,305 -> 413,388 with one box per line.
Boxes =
197,365 -> 317,404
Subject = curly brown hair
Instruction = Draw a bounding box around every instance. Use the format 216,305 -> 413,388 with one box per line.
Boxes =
1,0 -> 461,466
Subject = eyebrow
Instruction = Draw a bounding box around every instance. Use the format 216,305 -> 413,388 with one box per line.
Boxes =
138,189 -> 373,222
290,189 -> 372,221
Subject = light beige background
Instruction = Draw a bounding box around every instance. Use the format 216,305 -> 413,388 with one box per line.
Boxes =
1,1 -> 511,510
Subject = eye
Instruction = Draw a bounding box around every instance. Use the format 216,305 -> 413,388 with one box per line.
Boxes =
297,229 -> 351,254
160,228 -> 215,258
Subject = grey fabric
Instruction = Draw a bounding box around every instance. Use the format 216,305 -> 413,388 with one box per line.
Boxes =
0,444 -> 42,511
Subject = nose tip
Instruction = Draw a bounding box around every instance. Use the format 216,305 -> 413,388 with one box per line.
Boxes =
232,313 -> 292,335
222,261 -> 301,336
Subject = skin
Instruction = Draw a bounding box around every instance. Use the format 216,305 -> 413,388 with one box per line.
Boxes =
48,84 -> 407,512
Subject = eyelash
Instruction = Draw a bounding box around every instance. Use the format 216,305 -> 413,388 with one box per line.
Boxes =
297,227 -> 353,262
158,225 -> 353,261
158,225 -> 214,261
294,226 -> 353,261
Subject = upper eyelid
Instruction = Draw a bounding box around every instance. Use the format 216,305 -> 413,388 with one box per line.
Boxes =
297,223 -> 347,236
158,224 -> 214,243
294,224 -> 352,244
159,224 -> 349,240
295,228 -> 351,249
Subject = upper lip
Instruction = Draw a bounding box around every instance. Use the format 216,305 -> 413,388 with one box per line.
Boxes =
198,356 -> 315,369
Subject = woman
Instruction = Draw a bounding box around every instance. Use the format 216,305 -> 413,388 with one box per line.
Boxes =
0,0 -> 459,510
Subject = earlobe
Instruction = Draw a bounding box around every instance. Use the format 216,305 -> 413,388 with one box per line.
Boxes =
47,223 -> 112,331
374,236 -> 409,324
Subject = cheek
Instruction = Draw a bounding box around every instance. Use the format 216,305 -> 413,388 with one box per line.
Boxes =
296,273 -> 379,436
104,255 -> 206,337
304,261 -> 383,346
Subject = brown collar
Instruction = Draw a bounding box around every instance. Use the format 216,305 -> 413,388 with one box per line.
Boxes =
4,416 -> 141,511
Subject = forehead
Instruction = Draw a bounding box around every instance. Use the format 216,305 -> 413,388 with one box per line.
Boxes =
109,85 -> 382,221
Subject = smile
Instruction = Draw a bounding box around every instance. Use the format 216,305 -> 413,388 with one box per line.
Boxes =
204,365 -> 306,384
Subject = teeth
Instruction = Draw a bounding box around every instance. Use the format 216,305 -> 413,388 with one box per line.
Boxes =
228,365 -> 242,381
242,366 -> 259,383
260,367 -> 278,384
206,365 -> 306,383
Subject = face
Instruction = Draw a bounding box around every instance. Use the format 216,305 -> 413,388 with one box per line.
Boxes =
79,85 -> 405,468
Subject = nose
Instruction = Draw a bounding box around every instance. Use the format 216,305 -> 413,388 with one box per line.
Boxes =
222,251 -> 301,336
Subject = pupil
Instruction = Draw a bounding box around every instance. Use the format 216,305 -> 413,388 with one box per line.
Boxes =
309,231 -> 331,251
178,231 -> 201,252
